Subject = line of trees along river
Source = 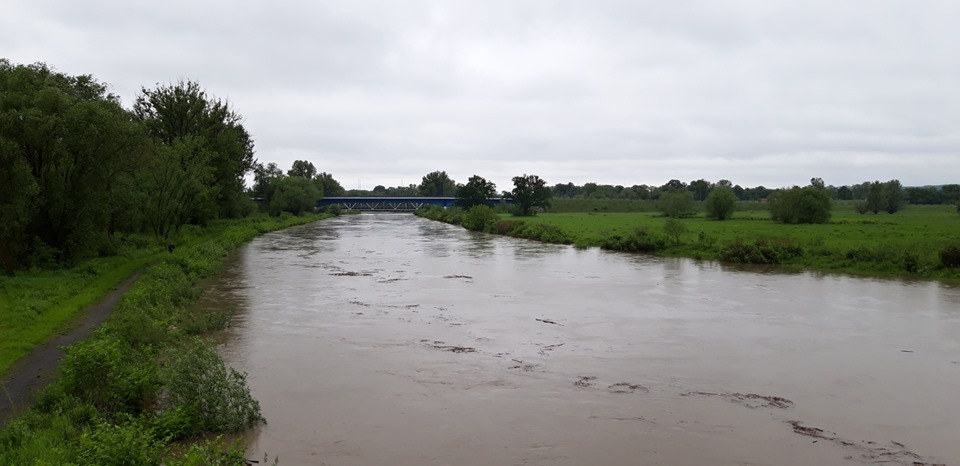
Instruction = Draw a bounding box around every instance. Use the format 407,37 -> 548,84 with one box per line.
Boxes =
0,60 -> 259,273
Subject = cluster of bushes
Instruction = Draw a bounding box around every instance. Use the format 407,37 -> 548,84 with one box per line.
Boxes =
416,206 -> 571,244
718,238 -> 804,264
0,215 -> 319,464
941,244 -> 960,268
599,228 -> 667,253
840,242 -> 960,274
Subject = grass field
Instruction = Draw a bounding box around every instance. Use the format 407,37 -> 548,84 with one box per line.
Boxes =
517,203 -> 960,280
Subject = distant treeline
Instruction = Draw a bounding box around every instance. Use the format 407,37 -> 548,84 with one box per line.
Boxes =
341,173 -> 959,207
546,179 -> 960,204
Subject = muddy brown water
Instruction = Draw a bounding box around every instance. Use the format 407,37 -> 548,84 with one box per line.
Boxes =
198,214 -> 960,465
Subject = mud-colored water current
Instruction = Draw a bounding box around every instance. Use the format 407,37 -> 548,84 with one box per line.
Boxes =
199,214 -> 960,465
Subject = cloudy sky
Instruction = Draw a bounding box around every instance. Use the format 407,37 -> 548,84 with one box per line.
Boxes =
3,0 -> 958,190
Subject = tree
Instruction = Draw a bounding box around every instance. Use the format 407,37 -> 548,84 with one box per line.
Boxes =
315,172 -> 344,197
510,174 -> 551,216
252,162 -> 284,201
865,181 -> 884,213
941,184 -> 960,204
288,160 -> 316,179
882,180 -> 905,214
139,138 -> 216,239
688,179 -> 711,201
836,186 -> 853,200
769,186 -> 832,224
455,175 -> 497,208
418,171 -> 456,197
269,176 -> 319,216
661,179 -> 687,192
705,186 -> 737,220
134,80 -> 255,219
0,60 -> 147,266
658,190 -> 697,218
663,219 -> 687,246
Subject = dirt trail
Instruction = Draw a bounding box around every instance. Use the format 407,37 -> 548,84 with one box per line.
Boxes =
0,272 -> 142,428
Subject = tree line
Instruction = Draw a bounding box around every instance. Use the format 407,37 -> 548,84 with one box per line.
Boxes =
0,60 -> 294,273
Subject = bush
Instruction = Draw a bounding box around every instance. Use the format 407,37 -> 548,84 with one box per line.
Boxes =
769,187 -> 832,224
658,191 -> 697,218
508,222 -> 570,243
59,337 -> 156,415
718,238 -> 803,264
854,201 -> 869,214
940,244 -> 960,268
663,219 -> 687,245
156,340 -> 263,436
599,228 -> 666,253
461,205 -> 498,232
494,220 -> 521,235
705,186 -> 737,220
78,419 -> 163,466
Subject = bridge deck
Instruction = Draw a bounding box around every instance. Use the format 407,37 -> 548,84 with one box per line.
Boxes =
316,197 -> 511,211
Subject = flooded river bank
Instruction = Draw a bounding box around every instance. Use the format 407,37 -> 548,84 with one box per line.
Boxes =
199,213 -> 960,465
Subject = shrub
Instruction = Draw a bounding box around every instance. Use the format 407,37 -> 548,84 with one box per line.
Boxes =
156,340 -> 263,435
940,244 -> 960,268
718,238 -> 803,264
78,419 -> 163,466
59,337 -> 156,415
600,228 -> 666,253
461,205 -> 498,232
658,191 -> 697,218
663,219 -> 687,245
854,201 -> 869,214
768,187 -> 832,224
494,220 -> 521,235
705,186 -> 737,220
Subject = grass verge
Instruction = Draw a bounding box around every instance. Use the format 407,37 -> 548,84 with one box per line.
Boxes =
0,212 -> 328,464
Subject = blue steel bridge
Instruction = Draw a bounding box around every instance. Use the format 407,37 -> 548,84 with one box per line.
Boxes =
316,197 -> 512,212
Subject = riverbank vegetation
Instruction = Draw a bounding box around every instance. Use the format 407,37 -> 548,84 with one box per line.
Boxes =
418,203 -> 960,281
0,212 -> 325,464
1,58 -> 342,463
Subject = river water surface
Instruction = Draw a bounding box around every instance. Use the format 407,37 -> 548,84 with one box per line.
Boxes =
200,214 -> 960,465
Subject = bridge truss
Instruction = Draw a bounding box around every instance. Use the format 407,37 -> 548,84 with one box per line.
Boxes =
316,197 -> 510,212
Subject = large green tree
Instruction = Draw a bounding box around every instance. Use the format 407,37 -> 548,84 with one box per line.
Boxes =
134,80 -> 255,220
510,174 -> 551,216
455,175 -> 497,208
0,60 -> 146,269
269,176 -> 319,216
418,171 -> 457,197
705,186 -> 737,220
138,138 -> 216,239
769,186 -> 832,224
315,172 -> 344,197
288,160 -> 316,179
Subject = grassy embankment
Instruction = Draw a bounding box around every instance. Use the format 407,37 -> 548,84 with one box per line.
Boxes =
0,212 -> 328,464
418,202 -> 960,281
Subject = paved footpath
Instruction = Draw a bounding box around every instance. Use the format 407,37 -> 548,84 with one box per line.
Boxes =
0,272 -> 143,428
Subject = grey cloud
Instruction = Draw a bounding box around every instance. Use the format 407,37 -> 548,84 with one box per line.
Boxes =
3,0 -> 958,189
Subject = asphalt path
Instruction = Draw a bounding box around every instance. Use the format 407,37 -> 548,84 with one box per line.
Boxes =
0,272 -> 142,428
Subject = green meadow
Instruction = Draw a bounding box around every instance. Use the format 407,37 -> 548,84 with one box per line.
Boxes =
419,202 -> 960,281
518,203 -> 960,279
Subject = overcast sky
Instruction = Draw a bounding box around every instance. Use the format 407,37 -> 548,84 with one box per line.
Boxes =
3,0 -> 958,190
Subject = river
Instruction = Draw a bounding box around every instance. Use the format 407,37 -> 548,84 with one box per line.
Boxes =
199,213 -> 960,465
